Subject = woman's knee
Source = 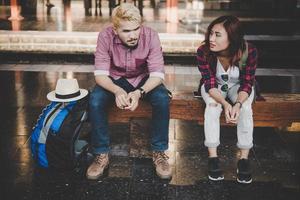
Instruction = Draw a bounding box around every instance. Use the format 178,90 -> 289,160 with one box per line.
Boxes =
205,103 -> 222,118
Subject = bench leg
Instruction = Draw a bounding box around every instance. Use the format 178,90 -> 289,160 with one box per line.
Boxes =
129,119 -> 152,158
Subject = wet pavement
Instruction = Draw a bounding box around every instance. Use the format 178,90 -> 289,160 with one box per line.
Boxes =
1,1 -> 300,69
0,1 -> 300,199
0,67 -> 299,199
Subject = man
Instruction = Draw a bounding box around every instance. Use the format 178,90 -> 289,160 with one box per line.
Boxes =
87,3 -> 172,180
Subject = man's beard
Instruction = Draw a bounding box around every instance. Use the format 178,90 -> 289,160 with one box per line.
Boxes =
123,39 -> 138,49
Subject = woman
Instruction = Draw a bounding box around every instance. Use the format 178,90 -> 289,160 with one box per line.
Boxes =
197,15 -> 257,184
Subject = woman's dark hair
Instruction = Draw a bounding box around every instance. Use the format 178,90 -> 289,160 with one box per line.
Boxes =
202,15 -> 245,66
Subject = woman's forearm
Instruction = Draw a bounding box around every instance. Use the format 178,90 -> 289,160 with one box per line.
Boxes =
208,88 -> 230,106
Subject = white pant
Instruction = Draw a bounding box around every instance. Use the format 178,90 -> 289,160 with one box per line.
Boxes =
201,84 -> 255,149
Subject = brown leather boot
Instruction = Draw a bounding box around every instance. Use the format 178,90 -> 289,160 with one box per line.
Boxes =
153,151 -> 172,179
86,153 -> 109,180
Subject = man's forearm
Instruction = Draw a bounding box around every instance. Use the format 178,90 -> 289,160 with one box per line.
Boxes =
140,76 -> 163,93
95,75 -> 122,94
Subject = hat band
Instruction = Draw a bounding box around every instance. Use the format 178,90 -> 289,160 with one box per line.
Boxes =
55,91 -> 81,99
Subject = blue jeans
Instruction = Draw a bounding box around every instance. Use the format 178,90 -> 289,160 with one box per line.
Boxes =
89,77 -> 170,154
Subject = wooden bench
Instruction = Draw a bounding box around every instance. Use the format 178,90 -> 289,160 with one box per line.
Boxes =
108,92 -> 300,128
106,92 -> 300,157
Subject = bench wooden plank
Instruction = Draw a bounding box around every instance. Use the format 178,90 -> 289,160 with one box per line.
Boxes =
107,92 -> 300,128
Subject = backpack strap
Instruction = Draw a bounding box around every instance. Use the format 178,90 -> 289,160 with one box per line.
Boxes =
31,102 -> 61,167
43,102 -> 63,127
32,102 -> 59,131
31,102 -> 59,158
50,101 -> 77,134
38,102 -> 63,144
238,41 -> 248,69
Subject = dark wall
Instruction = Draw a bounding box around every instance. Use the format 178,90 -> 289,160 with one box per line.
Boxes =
203,0 -> 298,18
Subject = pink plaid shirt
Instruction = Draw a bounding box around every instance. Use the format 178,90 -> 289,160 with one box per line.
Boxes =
94,25 -> 165,87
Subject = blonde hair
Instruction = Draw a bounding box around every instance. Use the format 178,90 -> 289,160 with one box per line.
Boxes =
112,3 -> 142,28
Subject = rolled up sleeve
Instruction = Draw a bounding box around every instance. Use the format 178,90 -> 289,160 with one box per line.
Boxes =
94,32 -> 111,76
147,31 -> 165,80
238,45 -> 257,95
197,46 -> 217,92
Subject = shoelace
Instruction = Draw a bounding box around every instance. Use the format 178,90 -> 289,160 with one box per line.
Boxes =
94,154 -> 107,165
154,152 -> 169,170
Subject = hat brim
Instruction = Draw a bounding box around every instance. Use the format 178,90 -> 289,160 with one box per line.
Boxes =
47,89 -> 88,102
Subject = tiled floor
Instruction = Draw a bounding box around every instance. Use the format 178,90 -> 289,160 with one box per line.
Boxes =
0,1 -> 300,199
0,67 -> 299,199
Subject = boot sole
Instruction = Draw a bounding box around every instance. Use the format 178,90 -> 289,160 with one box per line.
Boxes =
156,172 -> 172,179
154,165 -> 172,179
86,165 -> 109,180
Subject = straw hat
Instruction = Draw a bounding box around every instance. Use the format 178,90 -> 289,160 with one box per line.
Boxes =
47,79 -> 88,102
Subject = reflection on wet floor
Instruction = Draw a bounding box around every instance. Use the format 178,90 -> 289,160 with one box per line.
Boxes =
0,0 -> 300,198
0,70 -> 299,199
1,64 -> 300,94
0,0 -> 299,34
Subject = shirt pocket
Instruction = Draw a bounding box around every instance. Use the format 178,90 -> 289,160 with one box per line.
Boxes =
135,58 -> 147,71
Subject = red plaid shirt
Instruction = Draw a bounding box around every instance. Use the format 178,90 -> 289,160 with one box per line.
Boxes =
197,42 -> 257,95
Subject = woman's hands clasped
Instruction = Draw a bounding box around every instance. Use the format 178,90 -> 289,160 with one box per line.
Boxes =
223,102 -> 240,124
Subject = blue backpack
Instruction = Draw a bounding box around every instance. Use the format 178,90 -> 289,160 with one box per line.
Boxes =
30,96 -> 89,169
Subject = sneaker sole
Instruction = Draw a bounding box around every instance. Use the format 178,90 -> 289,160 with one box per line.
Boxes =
236,169 -> 252,184
86,165 -> 109,180
237,178 -> 252,184
208,175 -> 224,181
